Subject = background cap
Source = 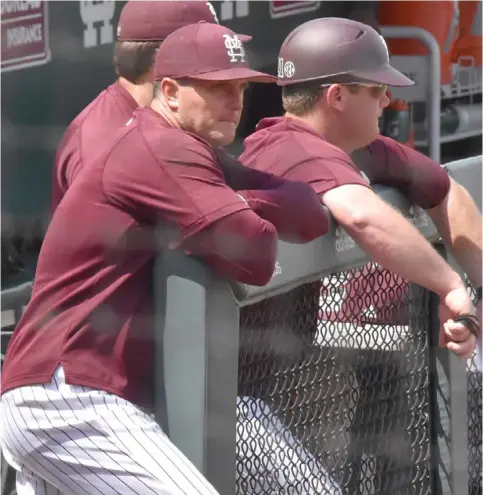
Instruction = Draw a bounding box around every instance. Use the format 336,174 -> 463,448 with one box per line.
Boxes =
154,22 -> 276,83
117,0 -> 220,42
277,17 -> 414,87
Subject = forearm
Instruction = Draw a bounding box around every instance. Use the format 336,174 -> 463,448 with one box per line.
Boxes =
322,185 -> 465,296
182,209 -> 279,286
216,148 -> 330,242
427,179 -> 482,287
239,182 -> 329,243
344,203 -> 464,296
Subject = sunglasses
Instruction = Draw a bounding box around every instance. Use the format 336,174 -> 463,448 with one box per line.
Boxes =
320,82 -> 388,98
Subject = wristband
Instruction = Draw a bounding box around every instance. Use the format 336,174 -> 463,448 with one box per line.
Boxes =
454,314 -> 480,337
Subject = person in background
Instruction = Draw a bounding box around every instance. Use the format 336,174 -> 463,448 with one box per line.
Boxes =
52,0 -> 221,213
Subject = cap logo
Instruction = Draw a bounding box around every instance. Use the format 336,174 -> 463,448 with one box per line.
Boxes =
223,34 -> 245,63
277,57 -> 295,78
80,0 -> 115,48
206,2 -> 219,24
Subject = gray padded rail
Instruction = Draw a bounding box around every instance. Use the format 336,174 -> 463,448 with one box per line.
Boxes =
153,250 -> 240,494
232,184 -> 439,306
444,155 -> 482,212
2,281 -> 33,311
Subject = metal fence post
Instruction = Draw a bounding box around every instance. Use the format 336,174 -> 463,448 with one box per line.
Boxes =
380,26 -> 441,163
153,249 -> 240,494
429,245 -> 470,495
441,155 -> 483,494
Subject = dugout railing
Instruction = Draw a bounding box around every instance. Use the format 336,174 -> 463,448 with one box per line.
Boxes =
1,157 -> 481,495
153,155 -> 482,495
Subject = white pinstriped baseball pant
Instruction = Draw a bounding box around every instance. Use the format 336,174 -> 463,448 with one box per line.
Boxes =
1,367 -> 341,494
1,366 -> 219,495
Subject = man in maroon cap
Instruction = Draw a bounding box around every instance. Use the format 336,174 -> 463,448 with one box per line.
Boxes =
241,17 -> 480,354
1,22 -> 329,494
51,0 -> 221,214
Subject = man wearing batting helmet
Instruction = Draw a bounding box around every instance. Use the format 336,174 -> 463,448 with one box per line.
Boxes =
1,21 -> 331,494
241,18 -> 480,355
235,18 -> 480,492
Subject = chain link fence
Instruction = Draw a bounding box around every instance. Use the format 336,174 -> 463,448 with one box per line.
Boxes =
2,267 -> 481,495
467,282 -> 482,495
237,262 -> 434,495
2,210 -> 482,495
2,268 -> 481,495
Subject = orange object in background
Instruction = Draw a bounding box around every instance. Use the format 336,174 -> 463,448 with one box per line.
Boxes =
382,91 -> 415,147
377,1 -> 459,84
452,0 -> 482,67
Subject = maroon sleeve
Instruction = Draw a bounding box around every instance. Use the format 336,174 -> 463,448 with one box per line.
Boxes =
103,129 -> 250,238
180,209 -> 278,286
352,136 -> 450,209
52,126 -> 82,215
239,184 -> 329,244
216,148 -> 329,243
102,128 -> 278,285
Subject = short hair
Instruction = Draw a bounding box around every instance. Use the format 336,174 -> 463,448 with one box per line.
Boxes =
153,81 -> 161,98
114,41 -> 161,83
281,80 -> 323,116
282,79 -> 360,115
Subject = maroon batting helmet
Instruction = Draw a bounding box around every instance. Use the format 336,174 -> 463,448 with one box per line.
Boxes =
277,17 -> 414,87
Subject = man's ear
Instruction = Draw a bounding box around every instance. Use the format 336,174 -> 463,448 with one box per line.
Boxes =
160,78 -> 180,111
326,84 -> 346,111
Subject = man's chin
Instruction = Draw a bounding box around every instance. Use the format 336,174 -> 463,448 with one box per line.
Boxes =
210,130 -> 236,147
360,128 -> 381,148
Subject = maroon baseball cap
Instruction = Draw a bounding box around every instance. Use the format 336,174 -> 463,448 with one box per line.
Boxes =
154,22 -> 276,83
117,0 -> 220,42
277,17 -> 414,87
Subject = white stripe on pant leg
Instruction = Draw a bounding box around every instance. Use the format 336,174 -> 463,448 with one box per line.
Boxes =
6,387 -> 92,494
2,419 -> 63,495
18,386 -> 106,495
31,384 -> 129,495
2,402 -> 85,495
3,370 -> 220,495
67,369 -> 219,494
15,468 -> 62,495
54,373 -> 217,494
2,390 -> 89,495
75,391 -> 180,494
43,376 -> 155,495
91,395 -> 188,494
110,399 -> 219,495
91,393 -> 220,495
48,366 -> 220,494
35,380 -> 154,495
236,397 -> 343,495
74,386 -> 190,495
